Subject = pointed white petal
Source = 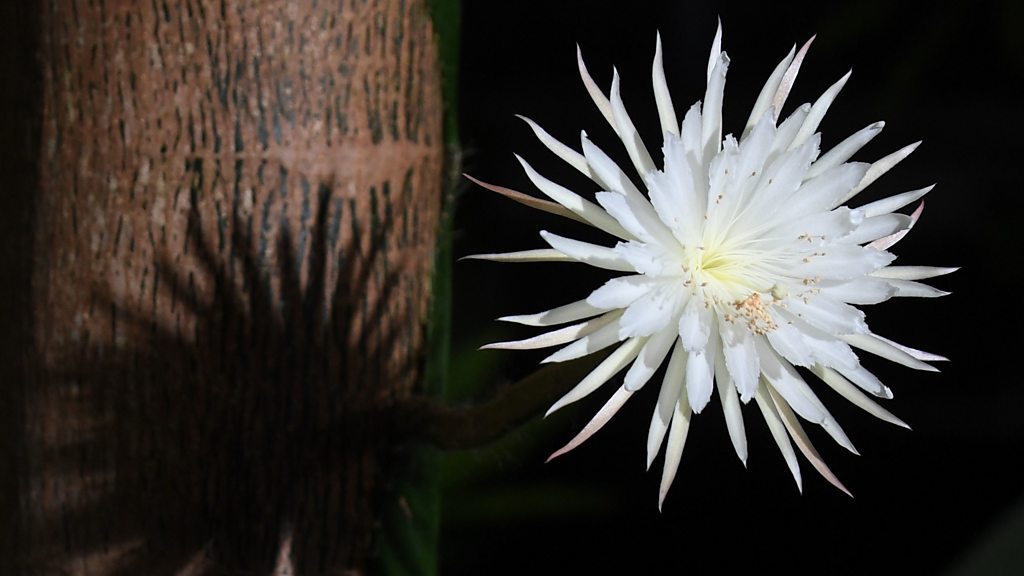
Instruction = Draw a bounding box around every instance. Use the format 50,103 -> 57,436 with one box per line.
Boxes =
577,44 -> 615,129
805,121 -> 884,180
624,327 -> 677,391
813,365 -> 909,428
790,70 -> 852,150
841,141 -> 921,204
841,333 -> 939,372
767,386 -> 854,496
465,174 -> 586,223
836,364 -> 892,399
546,337 -> 645,414
757,341 -> 857,453
516,154 -> 633,239
842,213 -> 912,245
610,69 -> 657,176
793,244 -> 895,280
702,53 -> 730,162
883,279 -> 951,298
658,391 -> 692,510
817,277 -> 897,305
858,185 -> 934,217
461,249 -> 572,263
784,294 -> 868,335
516,115 -> 590,176
869,202 -> 923,250
771,35 -> 815,121
871,265 -> 959,281
788,162 -> 868,218
500,298 -> 605,327
685,328 -> 719,413
482,312 -> 618,351
720,322 -> 760,402
542,316 -> 626,364
706,20 -> 722,83
652,33 -> 679,137
714,346 -> 748,465
872,333 -> 948,362
647,339 -> 686,469
540,230 -> 635,272
744,44 -> 795,135
755,382 -> 802,493
548,386 -> 634,461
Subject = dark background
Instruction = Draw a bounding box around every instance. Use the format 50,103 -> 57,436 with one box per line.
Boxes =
445,1 -> 1023,574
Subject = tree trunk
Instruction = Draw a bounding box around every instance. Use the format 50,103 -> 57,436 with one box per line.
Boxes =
19,0 -> 442,573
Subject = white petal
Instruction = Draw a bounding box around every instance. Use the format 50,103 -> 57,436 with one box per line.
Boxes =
677,296 -> 712,351
836,363 -> 892,399
465,174 -> 586,223
546,337 -> 645,415
548,386 -> 634,461
784,294 -> 868,335
540,230 -> 635,272
858,185 -> 934,217
714,346 -> 748,465
813,366 -> 909,428
771,35 -> 815,121
817,277 -> 897,305
587,275 -> 662,310
790,70 -> 852,150
744,43 -> 796,135
624,326 -> 677,391
841,141 -> 921,205
516,154 -> 632,239
685,326 -> 719,413
652,33 -> 679,137
871,265 -> 959,281
610,69 -> 657,177
542,316 -> 626,364
873,333 -> 948,362
706,20 -> 723,83
647,133 -> 704,242
787,162 -> 868,218
841,333 -> 939,372
658,390 -> 692,510
461,249 -> 572,263
500,298 -> 605,327
842,213 -> 912,245
757,341 -> 856,453
516,115 -> 590,176
767,386 -> 853,496
481,312 -> 618,351
647,339 -> 686,469
595,190 -> 676,248
805,121 -> 884,180
720,322 -> 760,402
883,279 -> 951,298
869,202 -> 923,251
620,284 -> 682,338
792,244 -> 895,280
614,240 -> 680,277
577,44 -> 615,129
702,53 -> 730,162
755,382 -> 802,492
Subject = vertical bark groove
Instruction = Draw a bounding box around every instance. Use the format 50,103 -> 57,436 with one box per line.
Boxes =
26,0 -> 441,573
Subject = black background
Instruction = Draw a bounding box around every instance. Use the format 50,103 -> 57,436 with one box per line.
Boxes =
445,1 -> 1023,574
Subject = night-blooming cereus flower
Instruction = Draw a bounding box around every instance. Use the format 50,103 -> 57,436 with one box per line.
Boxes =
467,24 -> 954,508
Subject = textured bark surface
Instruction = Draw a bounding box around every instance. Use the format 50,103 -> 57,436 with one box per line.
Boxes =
24,0 -> 441,573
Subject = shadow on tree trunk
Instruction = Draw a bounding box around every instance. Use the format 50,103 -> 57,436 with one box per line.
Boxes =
38,185 -> 408,575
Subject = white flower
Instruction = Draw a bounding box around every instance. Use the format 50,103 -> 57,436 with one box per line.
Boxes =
468,23 -> 954,508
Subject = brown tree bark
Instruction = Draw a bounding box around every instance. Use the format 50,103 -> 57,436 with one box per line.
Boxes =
19,0 -> 442,573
